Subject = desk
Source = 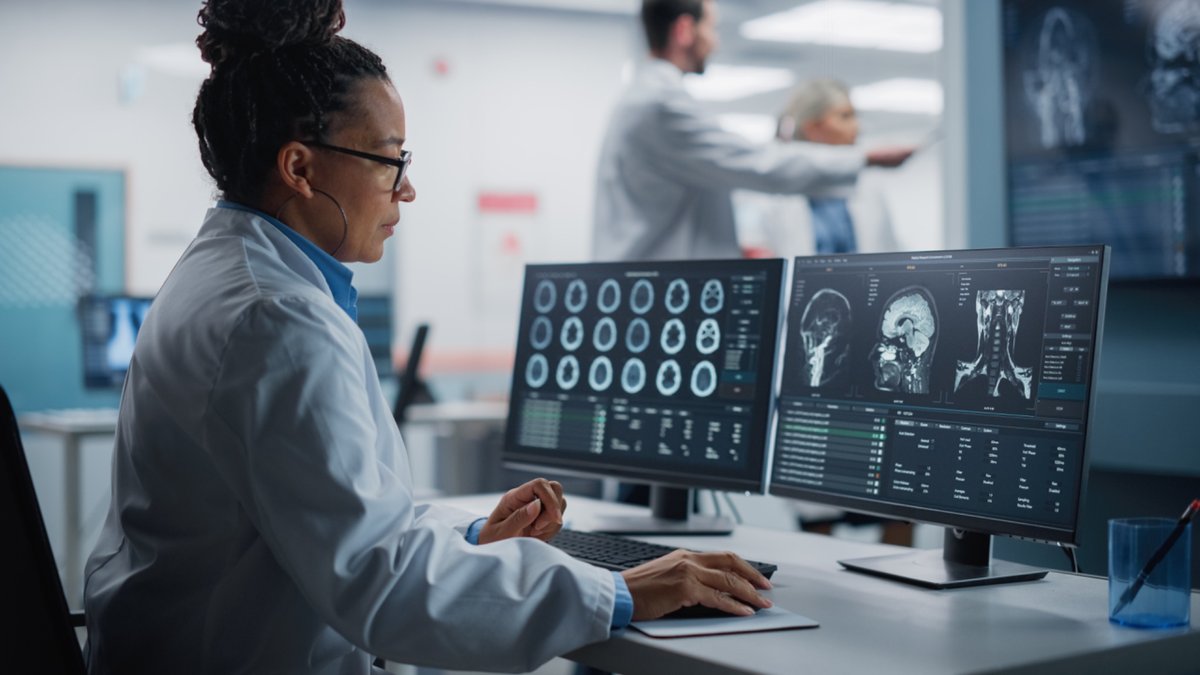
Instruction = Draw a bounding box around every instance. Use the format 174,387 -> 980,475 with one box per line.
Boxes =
20,408 -> 119,607
437,494 -> 1200,675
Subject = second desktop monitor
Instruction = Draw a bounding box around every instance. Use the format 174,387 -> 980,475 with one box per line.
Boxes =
503,259 -> 785,532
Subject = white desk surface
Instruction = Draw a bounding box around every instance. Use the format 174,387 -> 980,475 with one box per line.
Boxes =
436,494 -> 1200,675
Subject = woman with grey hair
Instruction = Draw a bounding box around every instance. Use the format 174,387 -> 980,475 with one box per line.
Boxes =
743,78 -> 906,258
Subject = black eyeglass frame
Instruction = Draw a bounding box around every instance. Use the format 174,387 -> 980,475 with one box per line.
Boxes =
303,140 -> 412,193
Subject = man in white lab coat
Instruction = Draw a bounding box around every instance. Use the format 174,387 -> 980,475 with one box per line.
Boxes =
83,2 -> 772,674
592,0 -> 913,262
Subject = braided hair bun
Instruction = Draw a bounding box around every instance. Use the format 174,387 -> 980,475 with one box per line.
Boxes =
196,0 -> 345,68
191,0 -> 388,203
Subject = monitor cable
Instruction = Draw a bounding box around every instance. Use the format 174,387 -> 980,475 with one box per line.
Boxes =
721,492 -> 743,525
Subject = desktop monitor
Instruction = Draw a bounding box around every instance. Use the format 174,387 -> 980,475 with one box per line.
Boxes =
79,295 -> 153,389
769,245 -> 1109,587
356,294 -> 394,379
502,259 -> 785,534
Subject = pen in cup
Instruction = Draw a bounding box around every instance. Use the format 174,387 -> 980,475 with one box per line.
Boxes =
1110,498 -> 1200,618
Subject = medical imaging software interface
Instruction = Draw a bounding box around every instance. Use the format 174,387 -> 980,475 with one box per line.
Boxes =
1002,0 -> 1200,280
505,260 -> 782,491
771,247 -> 1106,536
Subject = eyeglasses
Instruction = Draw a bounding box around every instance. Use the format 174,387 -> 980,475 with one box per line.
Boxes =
303,140 -> 412,193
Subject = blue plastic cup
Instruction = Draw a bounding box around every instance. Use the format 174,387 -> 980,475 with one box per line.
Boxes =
1108,517 -> 1191,628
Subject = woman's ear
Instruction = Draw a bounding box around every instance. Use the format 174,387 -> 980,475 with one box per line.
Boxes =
277,142 -> 316,199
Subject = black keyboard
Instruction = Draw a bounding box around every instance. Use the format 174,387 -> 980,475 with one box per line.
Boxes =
548,529 -> 777,579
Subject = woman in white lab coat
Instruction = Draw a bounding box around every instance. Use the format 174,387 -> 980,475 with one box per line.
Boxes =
82,1 -> 771,673
739,79 -> 899,258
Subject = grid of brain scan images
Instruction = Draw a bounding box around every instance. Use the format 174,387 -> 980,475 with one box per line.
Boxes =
506,260 -> 782,483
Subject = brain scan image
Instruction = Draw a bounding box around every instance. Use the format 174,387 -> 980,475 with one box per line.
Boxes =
656,359 -> 682,396
1147,0 -> 1200,133
525,353 -> 549,388
955,290 -> 1034,399
695,318 -> 721,355
871,287 -> 938,395
625,317 -> 651,353
665,278 -> 690,314
700,279 -> 724,314
660,318 -> 686,355
621,358 -> 647,394
588,356 -> 614,392
593,316 -> 618,352
556,355 -> 580,390
1022,7 -> 1094,149
597,279 -> 621,313
564,279 -> 588,313
690,361 -> 718,397
534,280 -> 557,313
630,279 -> 655,314
530,316 -> 553,350
560,316 -> 584,351
799,289 -> 852,387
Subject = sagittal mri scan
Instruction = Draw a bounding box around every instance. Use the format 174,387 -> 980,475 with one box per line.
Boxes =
871,287 -> 937,395
1148,0 -> 1200,133
955,290 -> 1034,399
1023,6 -> 1093,148
799,289 -> 852,387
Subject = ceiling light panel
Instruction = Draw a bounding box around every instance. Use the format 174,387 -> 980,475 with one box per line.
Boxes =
850,77 -> 943,115
741,0 -> 942,53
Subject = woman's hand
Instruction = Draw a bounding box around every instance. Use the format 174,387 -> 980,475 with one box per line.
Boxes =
477,478 -> 567,544
621,549 -> 773,620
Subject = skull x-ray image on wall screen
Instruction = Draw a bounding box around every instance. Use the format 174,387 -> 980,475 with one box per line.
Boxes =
772,246 -> 1109,551
504,259 -> 784,495
1002,0 -> 1200,280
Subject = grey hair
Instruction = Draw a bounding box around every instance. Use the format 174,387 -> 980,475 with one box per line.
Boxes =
777,79 -> 851,141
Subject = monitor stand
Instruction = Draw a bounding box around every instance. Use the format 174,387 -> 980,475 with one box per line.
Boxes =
837,528 -> 1049,589
589,486 -> 733,536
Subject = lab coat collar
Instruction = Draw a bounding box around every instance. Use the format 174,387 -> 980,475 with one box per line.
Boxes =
215,200 -> 358,322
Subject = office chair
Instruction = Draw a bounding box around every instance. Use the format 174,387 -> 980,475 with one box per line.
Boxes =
0,383 -> 87,674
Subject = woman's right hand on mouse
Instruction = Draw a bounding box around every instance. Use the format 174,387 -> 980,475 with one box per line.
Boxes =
620,549 -> 772,620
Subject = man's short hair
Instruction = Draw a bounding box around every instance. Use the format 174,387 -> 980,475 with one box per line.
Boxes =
641,0 -> 705,51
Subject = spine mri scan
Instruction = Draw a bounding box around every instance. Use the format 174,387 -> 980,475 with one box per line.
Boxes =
954,290 -> 1033,399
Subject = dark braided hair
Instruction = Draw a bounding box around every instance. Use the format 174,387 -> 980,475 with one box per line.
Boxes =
192,0 -> 389,203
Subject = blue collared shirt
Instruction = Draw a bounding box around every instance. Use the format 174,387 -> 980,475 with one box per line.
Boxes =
218,201 -> 359,322
467,519 -> 633,629
810,197 -> 858,254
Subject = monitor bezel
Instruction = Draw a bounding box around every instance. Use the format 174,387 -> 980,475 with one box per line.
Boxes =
767,245 -> 1109,547
502,258 -> 787,496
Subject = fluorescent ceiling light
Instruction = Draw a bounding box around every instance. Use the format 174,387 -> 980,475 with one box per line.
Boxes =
851,78 -> 943,115
137,43 -> 209,78
445,0 -> 636,13
685,64 -> 795,102
717,114 -> 778,144
741,0 -> 942,53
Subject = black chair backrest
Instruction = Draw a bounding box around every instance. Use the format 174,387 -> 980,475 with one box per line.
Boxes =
393,323 -> 433,424
0,384 -> 87,673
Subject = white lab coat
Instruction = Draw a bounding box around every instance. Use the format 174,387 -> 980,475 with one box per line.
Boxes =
735,169 -> 898,258
592,59 -> 866,262
84,206 -> 615,675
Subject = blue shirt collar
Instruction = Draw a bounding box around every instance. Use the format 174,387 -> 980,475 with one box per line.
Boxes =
218,200 -> 358,322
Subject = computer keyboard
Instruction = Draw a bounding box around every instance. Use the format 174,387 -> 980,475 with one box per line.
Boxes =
547,529 -> 777,579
